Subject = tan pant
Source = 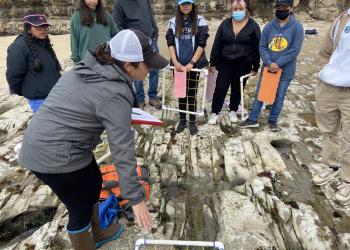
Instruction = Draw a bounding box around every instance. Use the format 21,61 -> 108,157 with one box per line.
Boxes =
315,81 -> 350,182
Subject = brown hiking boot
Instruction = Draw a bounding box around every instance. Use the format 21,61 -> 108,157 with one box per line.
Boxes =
138,102 -> 146,109
68,229 -> 95,250
91,204 -> 124,249
149,99 -> 162,110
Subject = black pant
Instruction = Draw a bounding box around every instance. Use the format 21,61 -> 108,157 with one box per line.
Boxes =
178,71 -> 200,121
211,60 -> 252,114
31,157 -> 102,231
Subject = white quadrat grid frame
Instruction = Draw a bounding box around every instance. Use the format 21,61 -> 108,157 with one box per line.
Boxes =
161,65 -> 254,121
135,239 -> 225,250
161,66 -> 208,117
132,73 -> 256,250
239,72 -> 254,120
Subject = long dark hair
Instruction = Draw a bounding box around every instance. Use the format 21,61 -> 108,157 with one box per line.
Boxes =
229,0 -> 254,16
22,12 -> 61,72
175,3 -> 198,37
94,43 -> 139,107
80,0 -> 107,27
94,43 -> 140,68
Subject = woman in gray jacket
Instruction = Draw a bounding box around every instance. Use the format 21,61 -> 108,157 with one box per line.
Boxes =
19,29 -> 168,250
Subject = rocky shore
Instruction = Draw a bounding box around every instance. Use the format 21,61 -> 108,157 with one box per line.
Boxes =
0,14 -> 350,250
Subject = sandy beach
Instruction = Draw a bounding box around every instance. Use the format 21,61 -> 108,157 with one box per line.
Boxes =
0,18 -> 222,90
0,35 -> 71,89
0,15 -> 323,90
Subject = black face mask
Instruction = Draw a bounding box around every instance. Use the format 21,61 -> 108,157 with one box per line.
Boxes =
275,9 -> 290,20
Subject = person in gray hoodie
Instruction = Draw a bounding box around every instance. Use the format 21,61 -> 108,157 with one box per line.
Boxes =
19,29 -> 168,250
113,0 -> 162,109
239,0 -> 304,131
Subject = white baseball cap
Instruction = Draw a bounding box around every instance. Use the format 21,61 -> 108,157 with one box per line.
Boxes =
109,29 -> 168,69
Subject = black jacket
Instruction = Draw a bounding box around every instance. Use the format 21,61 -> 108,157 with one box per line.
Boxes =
210,17 -> 261,71
6,35 -> 61,99
113,0 -> 158,39
166,15 -> 209,69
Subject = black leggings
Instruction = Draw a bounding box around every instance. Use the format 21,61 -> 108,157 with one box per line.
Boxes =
211,61 -> 252,114
178,71 -> 200,121
31,157 -> 102,231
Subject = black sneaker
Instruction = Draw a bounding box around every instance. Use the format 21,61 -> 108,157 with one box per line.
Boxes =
239,119 -> 259,128
189,122 -> 198,135
268,121 -> 279,131
176,120 -> 187,133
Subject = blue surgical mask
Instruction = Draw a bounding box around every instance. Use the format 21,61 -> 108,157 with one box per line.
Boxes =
232,11 -> 246,21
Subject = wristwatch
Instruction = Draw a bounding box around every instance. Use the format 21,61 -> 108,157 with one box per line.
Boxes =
190,60 -> 195,66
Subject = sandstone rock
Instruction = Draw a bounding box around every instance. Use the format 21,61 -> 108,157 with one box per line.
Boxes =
212,190 -> 280,249
0,176 -> 59,224
1,0 -> 349,35
5,203 -> 70,250
0,0 -> 231,35
160,163 -> 177,185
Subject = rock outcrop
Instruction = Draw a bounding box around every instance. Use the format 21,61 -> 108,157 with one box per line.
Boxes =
305,0 -> 346,20
0,0 -> 229,35
1,0 -> 350,35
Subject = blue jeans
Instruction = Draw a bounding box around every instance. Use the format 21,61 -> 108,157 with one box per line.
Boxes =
248,78 -> 292,123
134,38 -> 159,103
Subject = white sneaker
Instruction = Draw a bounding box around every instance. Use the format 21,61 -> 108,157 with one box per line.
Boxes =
236,105 -> 242,115
229,111 -> 238,123
312,167 -> 340,186
14,142 -> 22,154
335,182 -> 350,205
208,113 -> 219,125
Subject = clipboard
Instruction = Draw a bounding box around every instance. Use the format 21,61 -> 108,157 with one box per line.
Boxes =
258,67 -> 282,104
131,108 -> 163,126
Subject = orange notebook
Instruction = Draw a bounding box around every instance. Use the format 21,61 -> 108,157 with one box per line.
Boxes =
258,67 -> 282,104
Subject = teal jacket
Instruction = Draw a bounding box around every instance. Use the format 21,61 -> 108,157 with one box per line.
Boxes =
70,10 -> 118,63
